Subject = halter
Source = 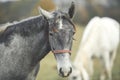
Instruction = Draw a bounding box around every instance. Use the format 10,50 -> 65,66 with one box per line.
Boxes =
49,21 -> 75,55
48,15 -> 75,55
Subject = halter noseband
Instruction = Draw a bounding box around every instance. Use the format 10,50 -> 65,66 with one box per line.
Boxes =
52,50 -> 71,54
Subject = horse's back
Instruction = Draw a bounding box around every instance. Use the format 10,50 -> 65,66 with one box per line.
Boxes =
82,17 -> 119,51
100,17 -> 119,49
101,17 -> 119,29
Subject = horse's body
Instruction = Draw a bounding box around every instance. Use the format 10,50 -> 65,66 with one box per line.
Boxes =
0,16 -> 50,80
0,2 -> 75,80
69,17 -> 119,80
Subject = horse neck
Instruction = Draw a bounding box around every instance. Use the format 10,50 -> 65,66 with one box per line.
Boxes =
14,16 -> 51,61
73,43 -> 91,69
73,47 -> 92,76
80,20 -> 99,54
0,16 -> 51,63
80,34 -> 96,54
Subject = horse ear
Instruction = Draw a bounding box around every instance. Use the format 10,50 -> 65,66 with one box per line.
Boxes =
38,7 -> 53,19
68,2 -> 75,19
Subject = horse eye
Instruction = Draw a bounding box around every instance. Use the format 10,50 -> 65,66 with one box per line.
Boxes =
72,76 -> 77,79
73,31 -> 75,35
49,32 -> 53,36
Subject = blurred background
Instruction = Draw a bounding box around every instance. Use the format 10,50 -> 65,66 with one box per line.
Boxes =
0,0 -> 119,80
0,0 -> 120,24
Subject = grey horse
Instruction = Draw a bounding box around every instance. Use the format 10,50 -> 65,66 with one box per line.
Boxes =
0,2 -> 75,80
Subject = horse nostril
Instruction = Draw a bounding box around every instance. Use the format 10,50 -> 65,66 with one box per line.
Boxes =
59,67 -> 72,77
72,76 -> 77,80
69,67 -> 72,74
59,68 -> 63,76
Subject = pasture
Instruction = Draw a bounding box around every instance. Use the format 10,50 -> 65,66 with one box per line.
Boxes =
36,25 -> 120,80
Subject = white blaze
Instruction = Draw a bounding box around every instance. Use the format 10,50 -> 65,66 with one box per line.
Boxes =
59,19 -> 63,29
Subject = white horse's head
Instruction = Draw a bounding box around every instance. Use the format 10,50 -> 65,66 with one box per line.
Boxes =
68,66 -> 82,80
68,64 -> 90,80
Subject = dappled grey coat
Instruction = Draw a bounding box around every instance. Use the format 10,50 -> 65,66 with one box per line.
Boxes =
0,16 -> 51,80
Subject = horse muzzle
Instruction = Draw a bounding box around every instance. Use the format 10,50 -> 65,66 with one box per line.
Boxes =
59,67 -> 72,77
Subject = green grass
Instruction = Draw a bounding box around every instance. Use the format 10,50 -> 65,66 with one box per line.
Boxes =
36,25 -> 120,80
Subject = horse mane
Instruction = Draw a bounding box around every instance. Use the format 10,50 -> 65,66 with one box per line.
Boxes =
0,15 -> 42,34
0,22 -> 11,33
0,15 -> 49,44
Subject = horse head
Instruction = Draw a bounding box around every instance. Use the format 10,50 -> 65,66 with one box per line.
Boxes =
39,2 -> 75,77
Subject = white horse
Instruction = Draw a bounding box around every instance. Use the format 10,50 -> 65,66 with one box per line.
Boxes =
69,17 -> 120,80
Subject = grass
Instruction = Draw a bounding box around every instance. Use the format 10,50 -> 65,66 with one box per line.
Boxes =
36,25 -> 120,80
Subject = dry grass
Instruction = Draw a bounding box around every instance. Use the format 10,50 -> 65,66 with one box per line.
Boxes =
36,25 -> 120,80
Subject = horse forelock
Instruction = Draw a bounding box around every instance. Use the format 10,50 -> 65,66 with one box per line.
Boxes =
51,11 -> 76,32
